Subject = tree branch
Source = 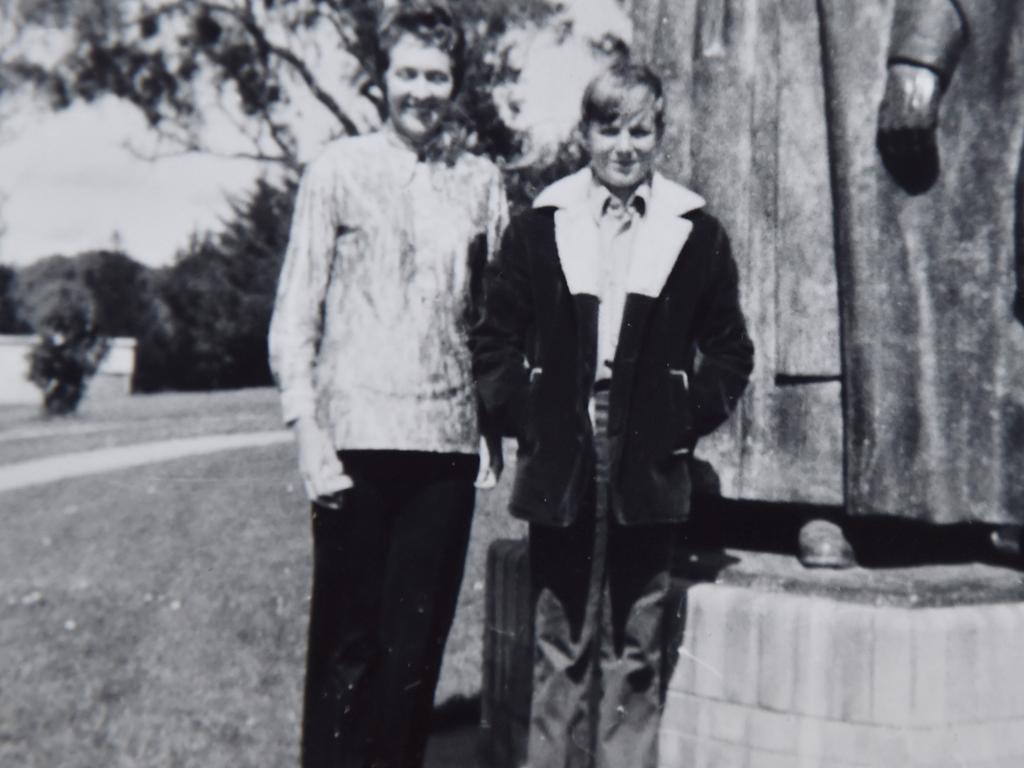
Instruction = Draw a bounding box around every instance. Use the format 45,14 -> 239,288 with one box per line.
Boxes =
122,134 -> 293,166
202,1 -> 362,135
257,101 -> 298,169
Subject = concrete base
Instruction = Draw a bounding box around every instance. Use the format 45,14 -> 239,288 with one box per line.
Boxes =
665,580 -> 1024,767
482,540 -> 1024,768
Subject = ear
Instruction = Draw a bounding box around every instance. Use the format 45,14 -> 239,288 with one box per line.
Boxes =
653,96 -> 667,138
571,121 -> 589,160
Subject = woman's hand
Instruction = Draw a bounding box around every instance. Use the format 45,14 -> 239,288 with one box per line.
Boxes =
292,416 -> 353,509
474,434 -> 504,490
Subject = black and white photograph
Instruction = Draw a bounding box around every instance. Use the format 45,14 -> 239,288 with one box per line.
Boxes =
1,1 -> 1023,766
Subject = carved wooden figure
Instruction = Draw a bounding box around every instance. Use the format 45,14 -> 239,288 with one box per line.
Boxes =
630,0 -> 1024,537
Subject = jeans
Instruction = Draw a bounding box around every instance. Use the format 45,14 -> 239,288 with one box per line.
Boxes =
527,391 -> 675,768
301,450 -> 477,768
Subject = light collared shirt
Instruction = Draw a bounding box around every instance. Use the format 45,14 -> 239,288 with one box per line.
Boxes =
268,128 -> 508,454
589,177 -> 650,383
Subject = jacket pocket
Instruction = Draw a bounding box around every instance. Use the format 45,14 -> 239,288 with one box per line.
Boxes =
517,367 -> 543,454
669,368 -> 694,455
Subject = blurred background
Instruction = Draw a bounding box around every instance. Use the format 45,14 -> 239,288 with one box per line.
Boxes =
0,1 -> 634,765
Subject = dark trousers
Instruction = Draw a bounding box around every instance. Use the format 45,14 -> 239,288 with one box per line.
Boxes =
527,392 -> 675,768
301,450 -> 477,768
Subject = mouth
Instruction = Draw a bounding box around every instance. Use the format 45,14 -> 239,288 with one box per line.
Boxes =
400,100 -> 439,117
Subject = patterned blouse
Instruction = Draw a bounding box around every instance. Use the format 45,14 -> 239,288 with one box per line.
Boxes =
268,127 -> 509,454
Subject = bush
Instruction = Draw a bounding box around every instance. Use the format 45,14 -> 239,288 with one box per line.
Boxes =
158,177 -> 294,390
0,265 -> 29,333
24,280 -> 109,415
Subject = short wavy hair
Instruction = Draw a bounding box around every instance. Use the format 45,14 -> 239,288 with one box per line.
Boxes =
580,60 -> 666,137
375,1 -> 466,96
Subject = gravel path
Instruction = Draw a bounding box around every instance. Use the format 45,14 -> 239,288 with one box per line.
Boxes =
0,430 -> 292,494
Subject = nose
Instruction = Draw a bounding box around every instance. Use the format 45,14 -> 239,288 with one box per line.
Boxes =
613,130 -> 632,154
407,74 -> 432,100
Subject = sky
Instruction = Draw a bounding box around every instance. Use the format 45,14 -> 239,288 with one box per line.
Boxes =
0,0 -> 632,269
0,93 -> 264,268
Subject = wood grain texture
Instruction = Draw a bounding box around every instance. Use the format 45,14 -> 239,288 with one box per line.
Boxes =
636,0 -> 1024,522
631,0 -> 843,505
480,539 -> 532,768
820,0 -> 1024,523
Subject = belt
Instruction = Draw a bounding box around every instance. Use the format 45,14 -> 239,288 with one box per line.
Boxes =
593,379 -> 611,394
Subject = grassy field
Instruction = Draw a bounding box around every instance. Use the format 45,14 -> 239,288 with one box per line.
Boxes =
0,389 -> 525,767
0,389 -> 284,466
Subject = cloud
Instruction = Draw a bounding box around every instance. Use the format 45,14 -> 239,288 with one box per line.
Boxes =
0,95 -> 261,267
0,1 -> 636,267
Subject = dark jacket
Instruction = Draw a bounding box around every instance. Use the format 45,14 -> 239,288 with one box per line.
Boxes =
471,170 -> 753,527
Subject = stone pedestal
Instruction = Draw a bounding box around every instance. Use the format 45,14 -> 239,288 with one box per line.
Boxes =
665,578 -> 1024,767
482,539 -> 1024,768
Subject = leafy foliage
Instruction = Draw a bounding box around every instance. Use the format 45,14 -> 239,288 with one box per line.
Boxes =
156,176 -> 295,389
4,0 -> 606,209
21,275 -> 110,415
2,0 -> 557,170
2,0 -> 615,391
16,252 -> 175,391
156,178 -> 292,391
0,265 -> 29,333
5,177 -> 292,393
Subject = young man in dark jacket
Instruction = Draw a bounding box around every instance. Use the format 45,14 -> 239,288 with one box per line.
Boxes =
472,61 -> 754,768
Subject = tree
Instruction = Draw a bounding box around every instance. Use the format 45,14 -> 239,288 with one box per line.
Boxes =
2,1 -> 553,169
0,265 -> 28,333
157,176 -> 294,389
3,0 -> 627,217
2,1 -> 626,393
23,277 -> 109,415
14,251 -> 175,390
75,250 -> 176,391
3,0 -> 376,169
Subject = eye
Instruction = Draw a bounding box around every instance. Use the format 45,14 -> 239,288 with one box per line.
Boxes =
426,70 -> 452,85
629,126 -> 653,139
394,67 -> 417,81
597,126 -> 619,138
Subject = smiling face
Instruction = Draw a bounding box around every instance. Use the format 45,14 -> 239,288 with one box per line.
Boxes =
383,34 -> 455,147
584,85 -> 660,199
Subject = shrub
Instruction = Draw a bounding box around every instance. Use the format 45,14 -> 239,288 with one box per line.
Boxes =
25,280 -> 109,415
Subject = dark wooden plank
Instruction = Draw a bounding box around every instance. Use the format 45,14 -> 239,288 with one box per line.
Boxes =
820,0 -> 1024,523
775,0 -> 841,377
632,0 -> 846,505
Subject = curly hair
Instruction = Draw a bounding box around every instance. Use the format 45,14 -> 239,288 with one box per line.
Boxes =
375,1 -> 466,96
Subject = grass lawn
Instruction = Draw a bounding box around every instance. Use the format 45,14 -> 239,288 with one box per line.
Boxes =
0,391 -> 525,767
0,389 -> 284,466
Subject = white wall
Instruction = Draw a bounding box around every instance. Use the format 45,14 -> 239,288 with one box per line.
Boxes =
0,335 -> 136,405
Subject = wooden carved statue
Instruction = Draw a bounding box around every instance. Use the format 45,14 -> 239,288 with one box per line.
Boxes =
629,0 -> 1024,565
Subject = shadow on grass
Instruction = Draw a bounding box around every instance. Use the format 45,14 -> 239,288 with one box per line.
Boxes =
425,695 -> 483,768
431,694 -> 481,732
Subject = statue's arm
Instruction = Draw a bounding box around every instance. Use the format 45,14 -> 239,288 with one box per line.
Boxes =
877,0 -> 967,189
880,0 -> 967,134
887,0 -> 967,85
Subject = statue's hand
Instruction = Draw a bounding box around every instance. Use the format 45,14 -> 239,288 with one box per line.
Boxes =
474,434 -> 504,490
877,63 -> 943,193
879,63 -> 942,132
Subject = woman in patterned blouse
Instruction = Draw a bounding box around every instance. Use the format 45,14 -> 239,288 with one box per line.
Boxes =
268,4 -> 507,766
